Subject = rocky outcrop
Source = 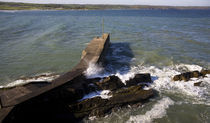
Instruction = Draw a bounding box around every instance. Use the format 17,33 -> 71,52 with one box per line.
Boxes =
172,70 -> 210,82
68,85 -> 153,118
200,70 -> 210,76
58,73 -> 154,119
94,74 -> 152,91
95,75 -> 124,91
1,34 -> 154,122
194,81 -> 202,86
125,73 -> 152,86
2,72 -> 154,122
60,73 -> 153,101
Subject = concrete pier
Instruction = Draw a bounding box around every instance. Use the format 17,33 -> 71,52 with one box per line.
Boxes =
0,33 -> 110,122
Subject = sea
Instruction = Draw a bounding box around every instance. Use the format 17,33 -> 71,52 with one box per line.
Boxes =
0,9 -> 210,123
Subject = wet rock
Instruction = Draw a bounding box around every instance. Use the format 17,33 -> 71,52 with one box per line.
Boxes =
125,73 -> 152,86
192,71 -> 201,78
173,71 -> 202,81
131,102 -> 143,108
201,70 -> 210,76
111,85 -> 153,104
68,85 -> 154,118
181,72 -> 192,81
95,75 -> 124,91
194,81 -> 202,86
86,77 -> 102,83
173,75 -> 181,81
59,87 -> 85,102
56,75 -> 95,102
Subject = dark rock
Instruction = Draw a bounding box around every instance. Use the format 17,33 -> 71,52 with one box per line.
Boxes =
69,97 -> 110,118
131,102 -> 143,108
59,87 -> 85,102
54,75 -> 90,102
86,77 -> 102,83
201,70 -> 210,76
181,72 -> 191,81
173,75 -> 181,81
68,85 -> 154,118
112,85 -> 153,103
125,73 -> 152,86
192,71 -> 201,78
173,71 -> 203,82
194,81 -> 202,86
56,76 -> 102,102
95,75 -> 124,91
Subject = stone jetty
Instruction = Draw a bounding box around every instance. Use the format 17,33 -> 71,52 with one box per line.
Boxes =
0,33 -> 154,122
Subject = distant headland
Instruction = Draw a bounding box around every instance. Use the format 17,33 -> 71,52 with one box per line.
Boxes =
0,2 -> 210,10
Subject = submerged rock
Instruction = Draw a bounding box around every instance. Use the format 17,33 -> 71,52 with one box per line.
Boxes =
68,85 -> 154,118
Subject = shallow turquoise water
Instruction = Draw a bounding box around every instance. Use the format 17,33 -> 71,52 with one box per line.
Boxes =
0,10 -> 210,122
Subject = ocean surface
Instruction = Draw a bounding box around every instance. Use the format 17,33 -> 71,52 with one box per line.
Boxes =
0,9 -> 210,122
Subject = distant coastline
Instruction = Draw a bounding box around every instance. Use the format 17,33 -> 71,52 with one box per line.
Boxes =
0,2 -> 210,10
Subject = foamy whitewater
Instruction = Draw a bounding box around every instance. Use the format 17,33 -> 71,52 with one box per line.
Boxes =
80,90 -> 112,101
85,63 -> 210,104
0,73 -> 60,89
131,64 -> 210,105
84,63 -> 104,78
84,63 -> 210,122
127,97 -> 174,123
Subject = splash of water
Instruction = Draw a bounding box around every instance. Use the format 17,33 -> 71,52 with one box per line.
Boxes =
0,72 -> 59,89
79,90 -> 112,101
127,97 -> 174,123
83,63 -> 210,105
84,62 -> 104,78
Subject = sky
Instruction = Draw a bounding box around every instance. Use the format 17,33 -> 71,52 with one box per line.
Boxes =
1,0 -> 210,6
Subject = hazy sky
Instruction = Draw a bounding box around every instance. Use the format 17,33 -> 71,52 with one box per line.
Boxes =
1,0 -> 210,6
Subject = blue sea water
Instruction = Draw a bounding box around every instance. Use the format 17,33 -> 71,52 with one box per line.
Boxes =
0,9 -> 210,122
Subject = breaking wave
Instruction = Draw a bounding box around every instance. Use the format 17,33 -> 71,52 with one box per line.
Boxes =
84,63 -> 210,105
127,97 -> 174,123
80,90 -> 112,101
0,72 -> 60,89
84,62 -> 104,78
131,64 -> 210,105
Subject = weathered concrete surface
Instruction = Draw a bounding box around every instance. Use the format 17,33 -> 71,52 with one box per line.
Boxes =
0,33 -> 110,122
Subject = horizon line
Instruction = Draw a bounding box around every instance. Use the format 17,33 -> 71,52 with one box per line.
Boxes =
1,1 -> 210,7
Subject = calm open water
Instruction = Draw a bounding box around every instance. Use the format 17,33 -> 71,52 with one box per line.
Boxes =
0,9 -> 210,122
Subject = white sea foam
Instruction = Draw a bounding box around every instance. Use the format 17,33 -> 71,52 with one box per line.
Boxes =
84,63 -> 104,78
82,63 -> 210,105
127,97 -> 174,123
88,116 -> 97,120
115,71 -> 135,84
80,90 -> 112,101
0,73 -> 59,89
118,64 -> 210,105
